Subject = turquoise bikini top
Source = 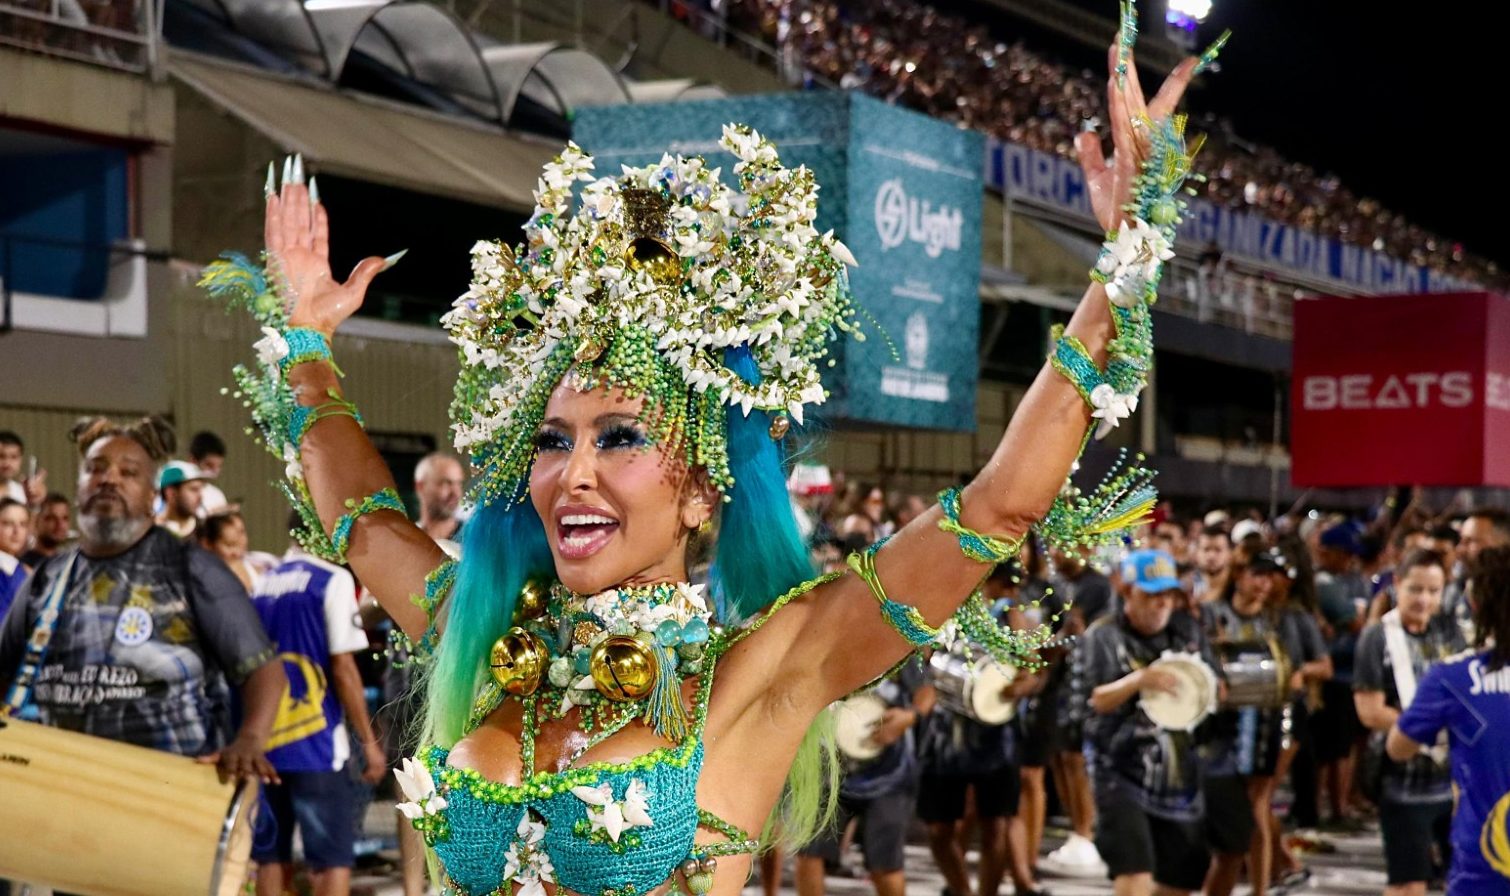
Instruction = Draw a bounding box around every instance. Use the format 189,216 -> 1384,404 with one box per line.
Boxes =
398,571 -> 839,896
419,679 -> 730,896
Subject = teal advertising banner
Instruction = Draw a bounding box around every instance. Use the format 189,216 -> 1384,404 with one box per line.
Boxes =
574,92 -> 982,431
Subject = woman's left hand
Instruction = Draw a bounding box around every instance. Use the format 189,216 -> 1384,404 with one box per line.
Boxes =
1076,41 -> 1199,232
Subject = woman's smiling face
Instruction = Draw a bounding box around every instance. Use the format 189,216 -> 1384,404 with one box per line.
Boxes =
529,380 -> 714,595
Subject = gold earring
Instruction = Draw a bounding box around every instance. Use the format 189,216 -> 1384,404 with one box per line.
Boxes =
698,519 -> 713,536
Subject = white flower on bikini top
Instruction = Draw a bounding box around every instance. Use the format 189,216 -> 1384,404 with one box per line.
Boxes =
502,814 -> 555,896
393,757 -> 448,820
571,779 -> 654,843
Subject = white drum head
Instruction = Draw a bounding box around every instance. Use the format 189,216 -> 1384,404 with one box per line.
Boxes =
833,693 -> 888,760
969,662 -> 1017,725
1138,655 -> 1217,732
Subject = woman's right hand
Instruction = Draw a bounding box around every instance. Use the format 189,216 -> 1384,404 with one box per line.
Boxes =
264,155 -> 395,336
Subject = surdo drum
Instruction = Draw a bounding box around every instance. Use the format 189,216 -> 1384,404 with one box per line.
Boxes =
1137,651 -> 1219,732
0,717 -> 259,896
927,650 -> 1017,725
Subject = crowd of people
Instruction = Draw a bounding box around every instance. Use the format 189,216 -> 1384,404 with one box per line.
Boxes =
662,0 -> 1502,290
4,415 -> 1509,896
782,465 -> 1510,896
0,421 -> 471,896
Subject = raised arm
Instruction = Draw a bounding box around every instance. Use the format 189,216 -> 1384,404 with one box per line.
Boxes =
723,27 -> 1212,714
245,165 -> 448,639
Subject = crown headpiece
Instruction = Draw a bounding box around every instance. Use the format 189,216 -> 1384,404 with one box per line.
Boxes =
443,124 -> 860,503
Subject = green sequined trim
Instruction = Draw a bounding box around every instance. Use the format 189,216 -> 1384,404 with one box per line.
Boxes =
718,571 -> 843,652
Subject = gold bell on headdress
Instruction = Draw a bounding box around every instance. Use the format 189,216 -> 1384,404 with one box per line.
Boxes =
590,635 -> 658,701
513,579 -> 549,622
768,413 -> 791,440
621,187 -> 681,286
489,627 -> 548,696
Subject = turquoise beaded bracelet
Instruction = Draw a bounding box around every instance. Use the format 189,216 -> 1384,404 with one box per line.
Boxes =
280,327 -> 333,375
1049,334 -> 1106,412
329,487 -> 406,562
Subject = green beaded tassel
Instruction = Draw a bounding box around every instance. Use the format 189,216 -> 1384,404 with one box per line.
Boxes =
646,644 -> 690,743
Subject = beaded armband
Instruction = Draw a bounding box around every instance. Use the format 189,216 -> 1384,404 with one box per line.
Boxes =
389,559 -> 457,663
287,392 -> 364,446
846,543 -> 938,648
937,487 -> 1022,565
330,487 -> 407,563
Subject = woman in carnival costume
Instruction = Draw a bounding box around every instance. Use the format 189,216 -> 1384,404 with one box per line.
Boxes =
206,8 -> 1224,894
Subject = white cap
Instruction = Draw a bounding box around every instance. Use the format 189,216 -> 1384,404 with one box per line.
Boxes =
1231,519 -> 1264,544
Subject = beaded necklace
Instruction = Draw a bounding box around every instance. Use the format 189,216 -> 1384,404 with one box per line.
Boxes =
478,581 -> 721,747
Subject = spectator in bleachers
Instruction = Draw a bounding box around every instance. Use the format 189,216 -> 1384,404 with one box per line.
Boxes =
715,0 -> 1504,289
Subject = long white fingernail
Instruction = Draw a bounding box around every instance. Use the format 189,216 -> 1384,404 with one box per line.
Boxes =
282,155 -> 293,187
308,176 -> 320,206
382,249 -> 408,270
291,153 -> 305,185
264,162 -> 276,198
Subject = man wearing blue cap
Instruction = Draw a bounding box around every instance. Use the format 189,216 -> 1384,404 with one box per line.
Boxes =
1068,548 -> 1218,896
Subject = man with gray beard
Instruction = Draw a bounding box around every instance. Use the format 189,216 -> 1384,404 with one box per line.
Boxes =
0,416 -> 284,782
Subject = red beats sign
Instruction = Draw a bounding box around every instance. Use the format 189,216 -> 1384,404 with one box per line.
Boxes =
1291,291 -> 1510,487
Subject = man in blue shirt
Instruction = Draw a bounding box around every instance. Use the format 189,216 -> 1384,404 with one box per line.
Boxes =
1390,545 -> 1510,896
252,517 -> 386,896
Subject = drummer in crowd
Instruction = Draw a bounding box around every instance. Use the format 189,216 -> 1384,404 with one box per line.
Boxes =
0,417 -> 285,780
795,657 -> 927,896
1044,548 -> 1115,873
917,563 -> 1046,896
1202,551 -> 1332,896
1070,548 -> 1219,896
1354,548 -> 1467,896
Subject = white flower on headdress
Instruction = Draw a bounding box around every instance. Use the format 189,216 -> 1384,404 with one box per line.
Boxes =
826,232 -> 859,268
445,123 -> 856,492
571,780 -> 654,843
254,326 -> 289,367
393,757 -> 447,820
1089,384 -> 1139,439
502,814 -> 554,896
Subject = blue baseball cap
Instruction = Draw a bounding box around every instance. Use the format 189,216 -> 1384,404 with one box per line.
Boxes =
1320,521 -> 1365,556
1121,549 -> 1182,594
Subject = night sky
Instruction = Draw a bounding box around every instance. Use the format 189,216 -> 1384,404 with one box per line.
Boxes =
974,0 -> 1504,269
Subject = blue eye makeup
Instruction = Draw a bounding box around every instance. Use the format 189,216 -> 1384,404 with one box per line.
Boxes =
532,422 -> 648,453
533,430 -> 572,453
597,423 -> 649,450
